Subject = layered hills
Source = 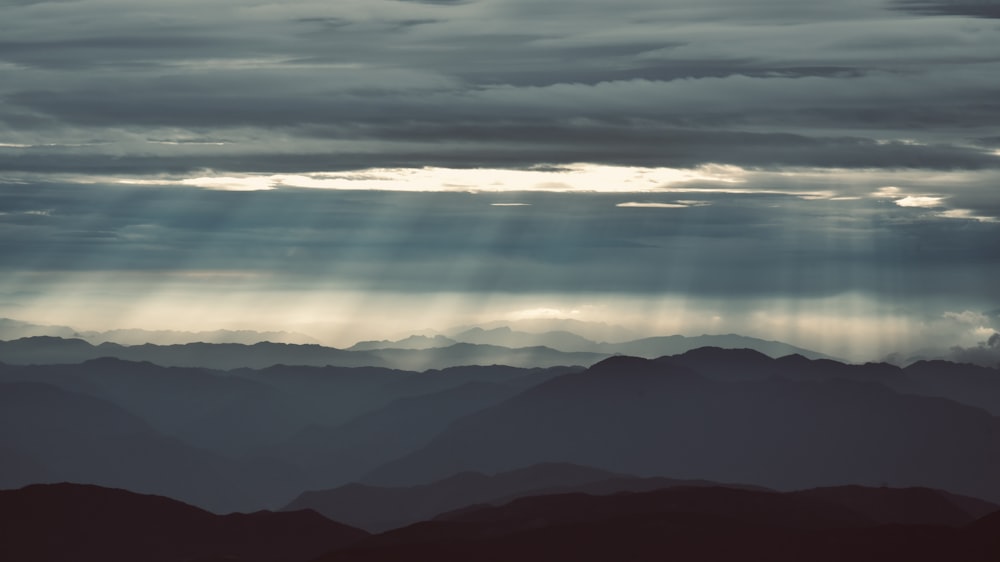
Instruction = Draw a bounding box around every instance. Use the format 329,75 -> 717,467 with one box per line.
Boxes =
3,481 -> 997,562
2,336 -> 1000,515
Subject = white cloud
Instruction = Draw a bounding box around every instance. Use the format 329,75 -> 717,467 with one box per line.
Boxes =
895,195 -> 943,208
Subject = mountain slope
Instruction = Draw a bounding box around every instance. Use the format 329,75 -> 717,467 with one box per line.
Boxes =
365,354 -> 1000,503
0,483 -> 367,562
0,336 -> 597,370
284,463 -> 628,531
316,486 -> 1000,562
0,382 -> 305,513
266,381 -> 526,487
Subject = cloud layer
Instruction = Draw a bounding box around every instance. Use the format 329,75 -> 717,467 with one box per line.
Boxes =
2,0 -> 998,179
1,0 -> 998,358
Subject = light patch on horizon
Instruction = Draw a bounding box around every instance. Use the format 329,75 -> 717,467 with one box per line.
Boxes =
506,307 -> 584,321
939,208 -> 999,222
1,277 -> 995,362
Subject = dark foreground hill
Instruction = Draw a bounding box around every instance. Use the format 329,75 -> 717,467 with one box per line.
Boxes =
285,462 -> 766,532
316,486 -> 1000,562
6,482 -> 996,562
0,483 -> 368,562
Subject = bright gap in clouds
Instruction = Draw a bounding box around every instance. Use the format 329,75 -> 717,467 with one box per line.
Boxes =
98,165 -> 1000,223
4,164 -> 998,363
117,164 -> 748,193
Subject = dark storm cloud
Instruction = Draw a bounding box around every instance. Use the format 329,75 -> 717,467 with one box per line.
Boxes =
2,129 -> 996,175
1,0 -> 998,176
893,0 -> 1000,18
0,36 -> 239,70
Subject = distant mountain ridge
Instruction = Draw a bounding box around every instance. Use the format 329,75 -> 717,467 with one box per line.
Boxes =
2,318 -> 834,366
0,317 -> 319,345
0,336 -> 603,370
351,327 -> 834,360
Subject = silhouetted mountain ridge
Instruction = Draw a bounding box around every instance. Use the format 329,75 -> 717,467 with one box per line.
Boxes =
315,485 -> 1000,562
286,462 -> 773,532
0,483 -> 367,562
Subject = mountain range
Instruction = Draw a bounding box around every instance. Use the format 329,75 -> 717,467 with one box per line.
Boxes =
6,481 -> 996,562
3,331 -> 1000,560
365,353 -> 1000,504
316,485 -> 1000,562
0,483 -> 367,562
0,317 -> 320,345
284,462 -> 770,532
0,320 -> 834,371
3,342 -> 1000,513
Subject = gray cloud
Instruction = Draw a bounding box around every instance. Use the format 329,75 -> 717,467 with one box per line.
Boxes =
1,0 -> 998,175
893,0 -> 1000,18
2,182 -> 998,302
0,0 -> 998,358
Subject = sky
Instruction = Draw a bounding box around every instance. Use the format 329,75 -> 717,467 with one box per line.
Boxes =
1,0 -> 999,361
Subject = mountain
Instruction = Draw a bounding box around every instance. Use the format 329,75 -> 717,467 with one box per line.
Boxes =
349,327 -> 833,360
0,483 -> 367,562
364,354 -> 1000,503
258,365 -> 574,486
315,486 -> 1000,562
606,334 -> 833,360
77,327 -> 322,345
368,343 -> 603,370
264,381 -> 528,487
348,334 -> 458,351
0,337 -> 384,369
0,318 -> 77,340
903,360 -> 1000,415
0,358 -> 381,457
0,357 -> 320,457
0,381 -> 306,513
285,462 -> 769,532
660,348 -> 1000,415
450,327 -> 598,351
466,318 -> 641,342
794,485 -> 999,526
285,463 -> 625,531
0,317 -> 319,345
0,359 -> 576,503
0,337 -> 597,370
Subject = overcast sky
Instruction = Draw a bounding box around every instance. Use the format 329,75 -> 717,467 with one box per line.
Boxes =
1,0 -> 999,360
